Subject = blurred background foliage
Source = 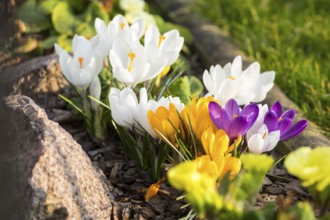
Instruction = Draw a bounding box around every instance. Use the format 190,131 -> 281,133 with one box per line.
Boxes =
0,0 -> 191,55
1,0 -> 328,138
17,0 -> 109,51
195,0 -> 330,137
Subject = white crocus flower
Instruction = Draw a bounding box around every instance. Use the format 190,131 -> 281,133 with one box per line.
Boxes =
246,104 -> 280,154
247,124 -> 280,154
203,56 -> 275,106
125,11 -> 156,30
89,75 -> 101,111
145,25 -> 184,67
91,15 -> 145,59
247,104 -> 269,137
120,0 -> 145,13
109,87 -> 139,128
55,35 -> 102,90
137,89 -> 185,138
109,34 -> 166,87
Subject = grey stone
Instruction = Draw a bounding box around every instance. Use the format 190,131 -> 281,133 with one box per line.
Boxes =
0,95 -> 112,219
0,54 -> 69,109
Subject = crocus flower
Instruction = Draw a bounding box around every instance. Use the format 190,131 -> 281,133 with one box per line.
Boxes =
209,99 -> 259,139
246,104 -> 280,153
55,35 -> 103,90
264,101 -> 307,141
147,103 -> 181,144
137,92 -> 185,138
119,0 -> 145,13
284,147 -> 330,191
167,159 -> 223,214
247,125 -> 280,154
125,11 -> 156,29
203,56 -> 275,106
109,87 -> 139,128
201,128 -> 242,180
145,25 -> 184,67
180,96 -> 218,140
109,33 -> 166,87
91,15 -> 145,59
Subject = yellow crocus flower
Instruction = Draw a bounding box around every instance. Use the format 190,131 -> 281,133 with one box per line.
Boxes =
200,128 -> 242,181
147,103 -> 180,144
180,97 -> 218,140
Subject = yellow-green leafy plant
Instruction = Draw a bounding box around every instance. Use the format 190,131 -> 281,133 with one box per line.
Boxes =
17,0 -> 109,52
168,153 -> 275,219
285,146 -> 330,217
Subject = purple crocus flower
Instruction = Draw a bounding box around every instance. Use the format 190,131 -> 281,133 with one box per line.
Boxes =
209,99 -> 259,139
264,101 -> 308,141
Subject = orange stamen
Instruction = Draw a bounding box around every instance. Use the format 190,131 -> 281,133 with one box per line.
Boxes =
120,22 -> 125,30
78,57 -> 84,68
229,75 -> 235,80
262,132 -> 267,139
278,117 -> 283,122
158,35 -> 166,48
127,52 -> 136,72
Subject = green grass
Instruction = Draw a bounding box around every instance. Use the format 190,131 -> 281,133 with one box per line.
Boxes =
195,0 -> 330,137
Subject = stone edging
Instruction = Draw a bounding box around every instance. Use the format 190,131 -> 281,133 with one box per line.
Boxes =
154,0 -> 330,153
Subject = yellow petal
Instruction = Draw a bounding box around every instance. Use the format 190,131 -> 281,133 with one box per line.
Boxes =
145,182 -> 161,201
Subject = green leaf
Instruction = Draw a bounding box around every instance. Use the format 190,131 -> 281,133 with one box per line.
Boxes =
166,75 -> 203,103
38,0 -> 61,15
76,23 -> 96,38
80,2 -> 109,24
58,94 -> 86,118
189,76 -> 204,98
52,2 -> 81,35
18,0 -> 51,33
68,0 -> 85,13
57,35 -> 72,51
38,35 -> 58,49
13,37 -> 38,54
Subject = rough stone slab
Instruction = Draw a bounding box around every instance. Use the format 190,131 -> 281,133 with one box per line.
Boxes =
0,54 -> 69,109
154,0 -> 330,152
0,95 -> 112,219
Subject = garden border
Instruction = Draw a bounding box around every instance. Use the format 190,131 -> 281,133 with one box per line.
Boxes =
153,0 -> 330,153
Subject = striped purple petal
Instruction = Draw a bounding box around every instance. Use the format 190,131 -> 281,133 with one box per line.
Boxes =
225,99 -> 240,120
264,110 -> 279,132
281,109 -> 295,120
221,110 -> 231,132
209,101 -> 223,129
270,101 -> 282,117
241,103 -> 259,126
278,117 -> 292,135
280,119 -> 308,141
228,115 -> 249,138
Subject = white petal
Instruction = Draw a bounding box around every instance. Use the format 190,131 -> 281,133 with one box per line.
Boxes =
139,87 -> 148,104
263,130 -> 280,152
248,134 -> 265,154
131,18 -> 145,39
89,75 -> 101,110
95,18 -> 107,37
145,25 -> 159,46
217,79 -> 237,105
143,58 -> 166,81
203,69 -> 216,95
231,55 -> 242,78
